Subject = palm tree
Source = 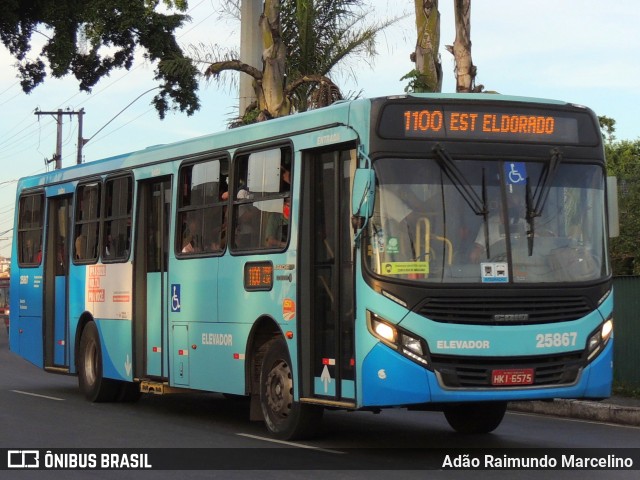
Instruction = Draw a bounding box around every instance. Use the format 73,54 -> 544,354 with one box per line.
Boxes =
408,0 -> 443,93
445,0 -> 482,92
281,0 -> 381,112
408,0 -> 482,93
197,0 -> 399,124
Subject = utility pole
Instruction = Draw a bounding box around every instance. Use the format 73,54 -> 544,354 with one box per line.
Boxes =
77,108 -> 85,165
34,108 -> 85,169
239,0 -> 263,115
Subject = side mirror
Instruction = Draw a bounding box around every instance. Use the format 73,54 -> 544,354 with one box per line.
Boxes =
607,176 -> 619,238
352,168 -> 375,219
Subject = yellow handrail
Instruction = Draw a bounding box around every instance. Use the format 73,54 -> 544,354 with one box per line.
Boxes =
415,217 -> 453,266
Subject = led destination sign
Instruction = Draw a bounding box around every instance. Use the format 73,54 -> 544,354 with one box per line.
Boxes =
378,103 -> 596,144
404,110 -> 555,136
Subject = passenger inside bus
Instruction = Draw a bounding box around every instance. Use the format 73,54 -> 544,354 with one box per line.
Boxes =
265,164 -> 291,248
181,215 -> 201,253
75,234 -> 87,260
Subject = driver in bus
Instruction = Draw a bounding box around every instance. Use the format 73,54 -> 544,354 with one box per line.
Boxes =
469,197 -> 526,263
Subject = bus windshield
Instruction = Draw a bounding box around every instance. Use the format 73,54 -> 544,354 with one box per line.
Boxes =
366,156 -> 608,284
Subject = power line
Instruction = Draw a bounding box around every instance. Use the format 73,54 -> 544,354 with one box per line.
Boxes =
0,81 -> 20,97
0,1 -> 215,172
83,88 -> 159,146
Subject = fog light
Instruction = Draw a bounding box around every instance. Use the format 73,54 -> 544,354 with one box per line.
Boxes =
401,334 -> 424,356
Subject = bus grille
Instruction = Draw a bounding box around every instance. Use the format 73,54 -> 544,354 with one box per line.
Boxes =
432,352 -> 584,388
416,296 -> 591,324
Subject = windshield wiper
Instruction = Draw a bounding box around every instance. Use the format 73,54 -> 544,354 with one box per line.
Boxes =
433,144 -> 487,215
433,144 -> 491,256
525,148 -> 563,255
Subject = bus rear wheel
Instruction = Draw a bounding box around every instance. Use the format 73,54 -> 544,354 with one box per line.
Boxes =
78,322 -> 119,402
259,337 -> 323,440
443,401 -> 507,434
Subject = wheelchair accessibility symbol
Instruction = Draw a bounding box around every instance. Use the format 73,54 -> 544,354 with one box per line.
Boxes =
171,284 -> 181,312
505,162 -> 527,185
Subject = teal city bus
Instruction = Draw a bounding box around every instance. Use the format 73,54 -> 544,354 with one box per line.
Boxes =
10,94 -> 615,439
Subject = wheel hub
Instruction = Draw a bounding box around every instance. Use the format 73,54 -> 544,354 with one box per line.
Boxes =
266,360 -> 293,417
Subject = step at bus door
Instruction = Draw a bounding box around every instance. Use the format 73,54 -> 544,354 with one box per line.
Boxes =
134,177 -> 172,380
300,145 -> 357,403
44,194 -> 72,369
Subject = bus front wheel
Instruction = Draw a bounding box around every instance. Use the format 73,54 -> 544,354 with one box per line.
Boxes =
259,337 -> 323,440
78,322 -> 119,402
443,401 -> 507,434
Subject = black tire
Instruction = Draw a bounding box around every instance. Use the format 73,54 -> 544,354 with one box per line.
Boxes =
222,393 -> 249,401
259,337 -> 323,440
78,322 -> 119,402
443,402 -> 507,434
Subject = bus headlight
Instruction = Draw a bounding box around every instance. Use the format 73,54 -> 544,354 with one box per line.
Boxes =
587,318 -> 613,361
368,312 -> 429,366
372,318 -> 397,343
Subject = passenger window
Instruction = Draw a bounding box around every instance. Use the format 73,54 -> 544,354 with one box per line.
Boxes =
103,176 -> 132,261
17,193 -> 44,267
177,158 -> 228,256
232,147 -> 292,251
74,183 -> 101,263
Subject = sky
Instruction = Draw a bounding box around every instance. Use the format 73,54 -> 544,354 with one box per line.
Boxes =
1,0 -> 639,257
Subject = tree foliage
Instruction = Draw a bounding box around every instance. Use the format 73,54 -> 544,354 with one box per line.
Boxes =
599,117 -> 640,274
0,0 -> 199,118
281,0 -> 380,112
605,140 -> 640,275
202,0 -> 394,123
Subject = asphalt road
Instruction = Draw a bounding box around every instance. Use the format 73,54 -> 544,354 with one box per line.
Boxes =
1,326 -> 638,480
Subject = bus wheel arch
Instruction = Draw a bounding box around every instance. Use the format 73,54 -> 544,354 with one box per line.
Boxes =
246,316 -> 282,400
74,311 -> 94,371
259,336 -> 323,440
245,317 -> 323,439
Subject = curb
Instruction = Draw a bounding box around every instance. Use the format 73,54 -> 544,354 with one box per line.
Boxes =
509,399 -> 640,427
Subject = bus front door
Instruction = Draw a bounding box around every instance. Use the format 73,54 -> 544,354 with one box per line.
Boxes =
300,146 -> 356,405
134,177 -> 172,380
44,194 -> 72,370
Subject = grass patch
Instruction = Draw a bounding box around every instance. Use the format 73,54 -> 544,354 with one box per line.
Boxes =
613,381 -> 640,398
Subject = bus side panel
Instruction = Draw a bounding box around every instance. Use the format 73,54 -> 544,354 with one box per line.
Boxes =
12,270 -> 44,368
67,265 -> 87,374
217,252 -> 299,395
90,264 -> 135,381
185,322 -> 250,394
167,256 -> 219,388
95,318 -> 134,382
53,276 -> 67,365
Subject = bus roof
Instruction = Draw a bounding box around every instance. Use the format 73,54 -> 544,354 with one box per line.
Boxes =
16,93 -> 584,190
